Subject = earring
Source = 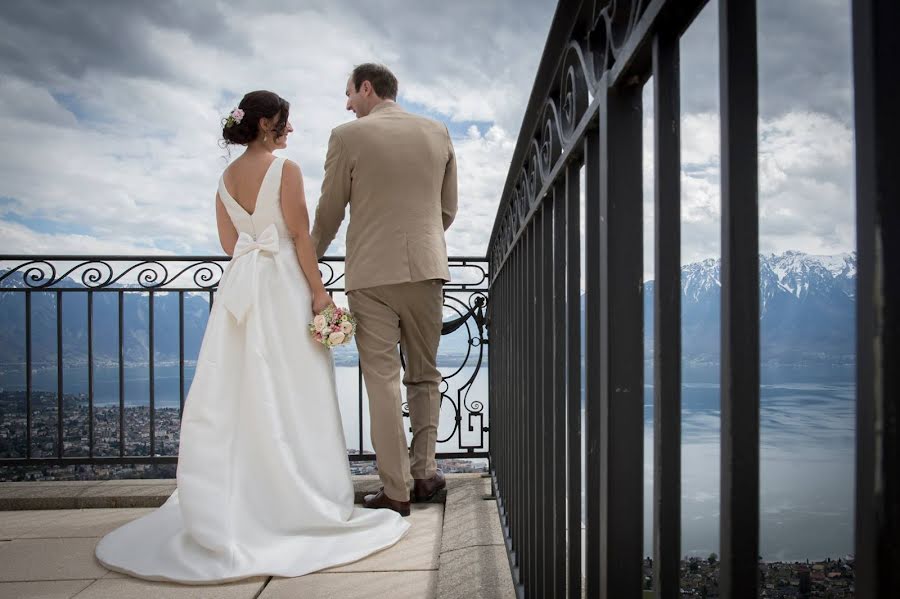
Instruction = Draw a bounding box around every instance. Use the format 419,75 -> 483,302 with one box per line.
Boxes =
264,133 -> 268,142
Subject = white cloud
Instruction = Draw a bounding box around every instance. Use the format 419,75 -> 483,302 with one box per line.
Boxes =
0,78 -> 77,127
641,109 -> 855,280
681,112 -> 721,168
0,220 -> 170,255
0,1 -> 553,258
0,0 -> 858,278
447,125 -> 516,256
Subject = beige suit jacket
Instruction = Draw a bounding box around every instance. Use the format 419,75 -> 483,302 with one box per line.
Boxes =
311,101 -> 458,291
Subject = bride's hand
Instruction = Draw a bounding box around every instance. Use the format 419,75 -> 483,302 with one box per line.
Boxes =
312,290 -> 334,314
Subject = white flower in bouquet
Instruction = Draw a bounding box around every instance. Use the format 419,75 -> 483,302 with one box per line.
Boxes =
309,305 -> 356,349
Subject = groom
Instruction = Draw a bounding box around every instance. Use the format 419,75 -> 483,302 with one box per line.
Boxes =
311,63 -> 458,516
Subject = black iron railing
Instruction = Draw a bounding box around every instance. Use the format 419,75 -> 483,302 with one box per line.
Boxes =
0,255 -> 488,466
486,1 -> 897,598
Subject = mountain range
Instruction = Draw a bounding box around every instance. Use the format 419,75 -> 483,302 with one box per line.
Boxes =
0,272 -> 477,370
1,250 -> 855,380
0,281 -> 211,367
641,250 -> 856,381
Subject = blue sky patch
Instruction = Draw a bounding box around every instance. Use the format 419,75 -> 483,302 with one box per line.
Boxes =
2,204 -> 86,236
50,92 -> 89,122
400,98 -> 493,140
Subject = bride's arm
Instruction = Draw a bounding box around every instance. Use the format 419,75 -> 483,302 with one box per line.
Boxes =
215,193 -> 238,256
281,160 -> 333,313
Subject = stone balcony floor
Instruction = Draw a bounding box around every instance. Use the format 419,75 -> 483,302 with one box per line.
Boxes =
0,474 -> 513,599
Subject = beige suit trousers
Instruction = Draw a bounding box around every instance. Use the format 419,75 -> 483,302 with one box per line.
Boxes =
349,279 -> 443,502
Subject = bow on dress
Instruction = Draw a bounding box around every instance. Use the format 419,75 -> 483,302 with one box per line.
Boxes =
220,224 -> 280,324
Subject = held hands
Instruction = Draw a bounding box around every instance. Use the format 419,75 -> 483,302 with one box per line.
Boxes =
312,289 -> 334,314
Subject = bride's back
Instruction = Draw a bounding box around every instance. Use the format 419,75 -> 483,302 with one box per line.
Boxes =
215,91 -> 294,240
222,155 -> 278,216
218,153 -> 288,240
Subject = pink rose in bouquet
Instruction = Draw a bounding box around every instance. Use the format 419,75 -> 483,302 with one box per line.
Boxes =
309,304 -> 356,348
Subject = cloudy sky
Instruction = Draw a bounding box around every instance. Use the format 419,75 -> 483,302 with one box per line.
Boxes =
667,0 -> 855,270
0,0 -> 855,272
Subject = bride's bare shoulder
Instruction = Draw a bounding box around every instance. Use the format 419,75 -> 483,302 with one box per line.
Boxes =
282,158 -> 303,179
281,159 -> 304,195
221,155 -> 247,184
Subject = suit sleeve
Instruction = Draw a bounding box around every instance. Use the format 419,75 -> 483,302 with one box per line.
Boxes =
441,127 -> 458,231
310,130 -> 351,258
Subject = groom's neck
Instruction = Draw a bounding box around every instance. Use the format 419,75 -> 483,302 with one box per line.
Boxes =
367,99 -> 396,115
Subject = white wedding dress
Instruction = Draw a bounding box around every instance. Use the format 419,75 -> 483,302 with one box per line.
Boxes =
95,156 -> 409,583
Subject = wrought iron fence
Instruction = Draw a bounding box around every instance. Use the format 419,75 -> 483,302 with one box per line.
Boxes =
486,1 -> 897,598
0,255 -> 489,466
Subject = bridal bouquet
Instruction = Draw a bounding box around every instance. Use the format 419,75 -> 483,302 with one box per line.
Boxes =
310,305 -> 356,348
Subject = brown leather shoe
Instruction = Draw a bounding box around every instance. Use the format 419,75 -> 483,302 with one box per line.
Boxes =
363,489 -> 411,517
413,469 -> 446,502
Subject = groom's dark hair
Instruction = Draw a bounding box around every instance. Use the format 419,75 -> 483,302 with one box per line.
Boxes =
352,63 -> 398,100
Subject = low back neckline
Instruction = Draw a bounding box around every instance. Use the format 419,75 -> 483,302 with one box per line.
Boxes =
220,156 -> 283,217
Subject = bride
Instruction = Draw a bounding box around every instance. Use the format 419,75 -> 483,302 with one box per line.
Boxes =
95,90 -> 410,584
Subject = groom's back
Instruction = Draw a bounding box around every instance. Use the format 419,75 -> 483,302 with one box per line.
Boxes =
326,103 -> 457,291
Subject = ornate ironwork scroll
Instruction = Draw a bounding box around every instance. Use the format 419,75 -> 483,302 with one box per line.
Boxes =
488,0 -> 651,279
0,255 -> 489,464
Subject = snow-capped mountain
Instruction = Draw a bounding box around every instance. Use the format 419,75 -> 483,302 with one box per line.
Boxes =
679,251 -> 856,311
644,250 -> 856,378
680,257 -> 721,302
761,250 -> 856,306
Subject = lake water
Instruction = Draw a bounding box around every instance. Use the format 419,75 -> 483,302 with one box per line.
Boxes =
633,381 -> 855,561
0,364 -> 853,561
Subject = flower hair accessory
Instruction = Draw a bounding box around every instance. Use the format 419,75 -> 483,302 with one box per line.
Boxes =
223,108 -> 245,129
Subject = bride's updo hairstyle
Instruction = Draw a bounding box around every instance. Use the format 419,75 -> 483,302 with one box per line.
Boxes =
221,90 -> 290,146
